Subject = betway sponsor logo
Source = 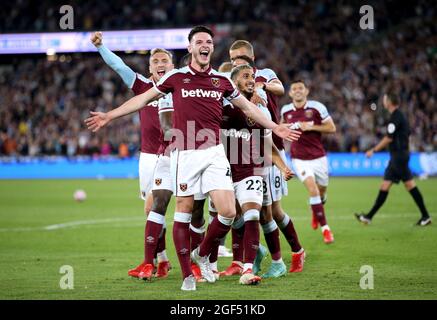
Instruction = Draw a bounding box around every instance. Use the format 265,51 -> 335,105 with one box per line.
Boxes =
222,128 -> 252,141
181,88 -> 223,101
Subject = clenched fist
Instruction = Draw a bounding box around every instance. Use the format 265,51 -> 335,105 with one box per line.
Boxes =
90,31 -> 103,48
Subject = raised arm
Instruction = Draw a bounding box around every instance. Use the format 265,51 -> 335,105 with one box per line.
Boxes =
85,87 -> 163,132
231,95 -> 301,142
91,31 -> 136,87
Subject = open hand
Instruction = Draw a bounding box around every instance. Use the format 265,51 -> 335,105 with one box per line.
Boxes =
84,111 -> 110,132
273,124 -> 301,142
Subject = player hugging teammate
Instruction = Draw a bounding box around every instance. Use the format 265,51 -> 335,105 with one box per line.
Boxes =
85,25 -> 342,291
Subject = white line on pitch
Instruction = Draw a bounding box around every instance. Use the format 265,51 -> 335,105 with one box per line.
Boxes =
0,213 -> 424,233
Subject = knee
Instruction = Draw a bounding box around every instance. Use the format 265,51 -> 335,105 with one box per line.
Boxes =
191,206 -> 205,226
219,204 -> 236,219
271,203 -> 285,221
151,194 -> 171,215
175,196 -> 194,213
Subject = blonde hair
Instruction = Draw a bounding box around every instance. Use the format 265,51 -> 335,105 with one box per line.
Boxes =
150,48 -> 173,61
229,40 -> 254,56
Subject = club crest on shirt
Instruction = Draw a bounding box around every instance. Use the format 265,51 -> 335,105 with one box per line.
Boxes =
246,116 -> 256,126
179,183 -> 188,192
211,78 -> 220,88
155,178 -> 162,186
305,109 -> 313,119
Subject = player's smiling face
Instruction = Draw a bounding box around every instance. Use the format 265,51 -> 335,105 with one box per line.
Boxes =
290,82 -> 308,104
189,32 -> 214,68
149,52 -> 174,82
235,69 -> 255,95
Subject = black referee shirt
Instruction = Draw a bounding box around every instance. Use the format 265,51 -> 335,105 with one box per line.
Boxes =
386,108 -> 410,156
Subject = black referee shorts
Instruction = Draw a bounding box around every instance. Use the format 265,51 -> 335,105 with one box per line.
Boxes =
383,154 -> 413,183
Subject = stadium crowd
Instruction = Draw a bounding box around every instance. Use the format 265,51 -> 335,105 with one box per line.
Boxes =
0,0 -> 435,157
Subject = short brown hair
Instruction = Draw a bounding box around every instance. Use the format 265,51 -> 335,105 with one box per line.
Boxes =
218,61 -> 232,73
188,25 -> 214,42
230,64 -> 252,80
229,40 -> 254,56
291,79 -> 306,87
150,48 -> 173,61
385,92 -> 400,105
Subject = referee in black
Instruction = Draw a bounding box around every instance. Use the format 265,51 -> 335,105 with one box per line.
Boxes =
355,91 -> 432,226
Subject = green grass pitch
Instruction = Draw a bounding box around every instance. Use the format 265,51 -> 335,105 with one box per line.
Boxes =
0,178 -> 436,300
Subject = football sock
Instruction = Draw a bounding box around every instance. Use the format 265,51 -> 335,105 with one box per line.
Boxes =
272,258 -> 283,264
199,215 -> 233,257
155,223 -> 167,261
189,222 -> 205,252
409,187 -> 430,219
262,220 -> 281,261
367,190 -> 388,219
157,250 -> 168,263
243,209 -> 260,265
278,214 -> 302,253
231,216 -> 245,263
219,235 -> 226,246
173,212 -> 192,279
321,225 -> 330,232
310,196 -> 327,226
144,211 -> 165,265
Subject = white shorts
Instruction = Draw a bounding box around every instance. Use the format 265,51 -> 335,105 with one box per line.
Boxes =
152,155 -> 173,192
292,156 -> 329,187
209,175 -> 264,213
262,172 -> 273,206
269,149 -> 288,202
152,155 -> 209,201
234,176 -> 263,207
170,144 -> 233,197
139,152 -> 159,200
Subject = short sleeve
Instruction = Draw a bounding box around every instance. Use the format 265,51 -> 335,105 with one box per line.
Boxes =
314,101 -> 330,121
155,69 -> 178,94
158,93 -> 173,113
132,74 -> 152,95
257,68 -> 278,83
